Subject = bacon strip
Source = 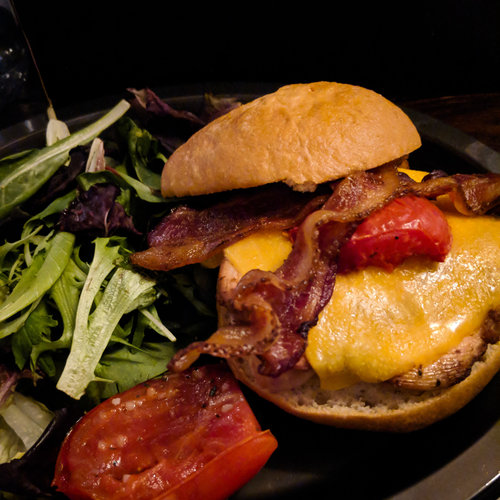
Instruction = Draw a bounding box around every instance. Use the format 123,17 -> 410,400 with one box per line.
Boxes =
409,172 -> 500,215
164,167 -> 500,377
169,165 -> 402,375
130,184 -> 328,271
323,163 -> 412,219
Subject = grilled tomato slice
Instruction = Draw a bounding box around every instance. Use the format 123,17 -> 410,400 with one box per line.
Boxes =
338,194 -> 452,273
53,363 -> 277,500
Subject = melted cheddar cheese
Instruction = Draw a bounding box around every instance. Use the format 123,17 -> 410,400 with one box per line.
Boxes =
224,210 -> 500,390
307,214 -> 500,388
224,230 -> 293,275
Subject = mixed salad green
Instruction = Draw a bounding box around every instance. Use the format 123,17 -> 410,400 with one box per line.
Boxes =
0,89 -> 241,496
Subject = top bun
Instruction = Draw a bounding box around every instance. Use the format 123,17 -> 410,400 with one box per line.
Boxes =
161,82 -> 421,198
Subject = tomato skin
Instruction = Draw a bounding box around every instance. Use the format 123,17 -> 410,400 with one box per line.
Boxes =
156,431 -> 277,500
338,195 -> 452,273
52,364 -> 277,500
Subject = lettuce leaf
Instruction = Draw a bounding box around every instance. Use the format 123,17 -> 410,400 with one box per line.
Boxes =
0,100 -> 130,219
56,238 -> 157,399
10,301 -> 58,376
0,231 -> 75,324
59,183 -> 141,237
88,341 -> 176,401
0,391 -> 54,463
117,117 -> 166,191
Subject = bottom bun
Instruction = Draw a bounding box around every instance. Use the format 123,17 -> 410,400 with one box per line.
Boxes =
227,343 -> 500,433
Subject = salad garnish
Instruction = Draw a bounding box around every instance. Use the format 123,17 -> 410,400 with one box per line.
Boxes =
0,88 -> 232,496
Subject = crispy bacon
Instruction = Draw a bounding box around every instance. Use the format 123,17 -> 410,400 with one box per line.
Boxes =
157,166 -> 500,378
130,184 -> 328,271
409,172 -> 500,215
169,166 -> 403,375
323,162 -> 412,219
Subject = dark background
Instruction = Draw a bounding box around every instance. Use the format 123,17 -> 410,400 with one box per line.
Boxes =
0,2 -> 499,499
1,0 -> 499,128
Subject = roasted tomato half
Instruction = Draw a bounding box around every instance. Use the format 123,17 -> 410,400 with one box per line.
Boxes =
53,363 -> 277,500
338,194 -> 452,273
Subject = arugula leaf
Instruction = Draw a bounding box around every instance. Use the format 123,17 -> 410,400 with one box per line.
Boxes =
103,167 -> 170,203
22,147 -> 86,215
0,228 -> 43,277
0,100 -> 130,219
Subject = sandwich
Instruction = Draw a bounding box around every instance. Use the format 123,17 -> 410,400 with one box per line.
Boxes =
130,81 -> 500,432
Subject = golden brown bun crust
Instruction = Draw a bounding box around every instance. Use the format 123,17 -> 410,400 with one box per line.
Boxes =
219,258 -> 500,432
161,82 -> 422,197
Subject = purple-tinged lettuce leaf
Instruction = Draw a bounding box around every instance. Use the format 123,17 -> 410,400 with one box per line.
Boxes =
128,87 -> 205,126
58,183 -> 141,237
126,88 -> 241,154
0,365 -> 32,408
197,93 -> 242,123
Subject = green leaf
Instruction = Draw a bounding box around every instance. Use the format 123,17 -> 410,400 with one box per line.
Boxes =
0,100 -> 130,218
0,299 -> 40,340
77,163 -> 168,204
30,255 -> 87,371
0,227 -> 42,277
21,189 -> 77,238
11,301 -> 58,372
106,168 -> 168,203
139,305 -> 176,341
118,117 -> 164,191
98,342 -> 174,388
0,232 -> 75,324
56,239 -> 157,399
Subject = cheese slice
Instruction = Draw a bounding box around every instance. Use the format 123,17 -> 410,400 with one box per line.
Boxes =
398,167 -> 429,182
307,214 -> 500,389
224,230 -> 293,275
224,213 -> 500,390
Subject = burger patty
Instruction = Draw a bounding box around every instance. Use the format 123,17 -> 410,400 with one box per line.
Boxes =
390,309 -> 500,391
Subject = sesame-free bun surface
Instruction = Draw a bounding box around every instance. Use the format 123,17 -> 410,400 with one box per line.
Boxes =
161,82 -> 422,197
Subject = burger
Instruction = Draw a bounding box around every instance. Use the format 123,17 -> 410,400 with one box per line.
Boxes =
131,82 -> 500,432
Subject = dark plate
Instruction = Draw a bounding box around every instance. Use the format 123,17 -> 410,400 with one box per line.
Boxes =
1,88 -> 499,500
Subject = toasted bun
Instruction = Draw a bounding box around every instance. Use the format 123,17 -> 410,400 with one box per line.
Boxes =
219,258 -> 500,432
227,346 -> 500,433
161,82 -> 421,197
